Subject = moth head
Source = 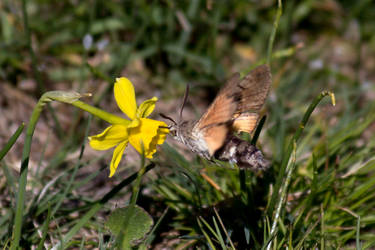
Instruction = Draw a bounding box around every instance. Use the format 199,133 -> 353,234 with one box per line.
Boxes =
159,114 -> 192,146
159,113 -> 177,136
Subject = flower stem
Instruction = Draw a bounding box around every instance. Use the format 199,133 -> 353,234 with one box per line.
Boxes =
120,158 -> 148,249
11,97 -> 45,249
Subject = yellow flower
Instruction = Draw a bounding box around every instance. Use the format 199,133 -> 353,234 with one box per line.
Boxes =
89,77 -> 169,177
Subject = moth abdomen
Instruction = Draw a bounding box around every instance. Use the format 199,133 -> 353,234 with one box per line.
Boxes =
214,135 -> 269,171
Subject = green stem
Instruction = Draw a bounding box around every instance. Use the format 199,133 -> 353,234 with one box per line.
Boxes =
251,115 -> 267,145
121,158 -> 148,248
11,98 -> 45,249
266,141 -> 297,250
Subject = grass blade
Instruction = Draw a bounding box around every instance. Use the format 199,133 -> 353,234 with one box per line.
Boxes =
267,0 -> 282,65
265,140 -> 297,250
0,123 -> 24,161
36,204 -> 52,250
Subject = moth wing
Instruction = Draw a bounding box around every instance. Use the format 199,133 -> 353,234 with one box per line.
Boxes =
232,113 -> 259,133
193,73 -> 241,156
195,72 -> 241,130
233,64 -> 271,134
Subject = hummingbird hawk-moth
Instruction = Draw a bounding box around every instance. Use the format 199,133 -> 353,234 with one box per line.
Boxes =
162,64 -> 271,170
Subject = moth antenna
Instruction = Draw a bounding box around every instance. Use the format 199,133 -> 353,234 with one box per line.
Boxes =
179,84 -> 190,122
160,113 -> 177,125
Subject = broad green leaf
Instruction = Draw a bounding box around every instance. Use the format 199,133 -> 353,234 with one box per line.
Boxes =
106,205 -> 154,246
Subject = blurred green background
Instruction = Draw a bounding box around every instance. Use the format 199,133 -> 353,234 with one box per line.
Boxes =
1,0 -> 375,248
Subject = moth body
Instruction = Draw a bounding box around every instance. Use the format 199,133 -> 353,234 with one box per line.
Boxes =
215,135 -> 269,170
171,121 -> 211,159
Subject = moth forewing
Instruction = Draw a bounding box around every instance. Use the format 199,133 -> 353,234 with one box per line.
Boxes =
236,64 -> 271,114
192,72 -> 242,155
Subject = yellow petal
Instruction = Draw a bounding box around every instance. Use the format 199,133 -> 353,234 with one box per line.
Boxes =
137,97 -> 158,118
154,126 -> 169,145
88,124 -> 128,150
128,118 -> 169,158
147,126 -> 169,157
109,140 -> 128,177
114,77 -> 137,119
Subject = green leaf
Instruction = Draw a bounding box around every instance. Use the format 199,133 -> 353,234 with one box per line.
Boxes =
106,205 -> 154,246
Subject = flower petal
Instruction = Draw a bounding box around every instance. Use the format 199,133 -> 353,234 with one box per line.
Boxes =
137,96 -> 158,118
114,77 -> 137,119
89,124 -> 128,150
109,140 -> 128,177
147,126 -> 169,157
128,118 -> 169,158
154,126 -> 170,145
